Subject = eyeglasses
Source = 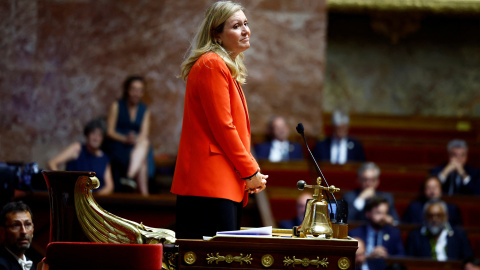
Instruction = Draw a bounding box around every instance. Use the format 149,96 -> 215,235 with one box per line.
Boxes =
5,222 -> 33,232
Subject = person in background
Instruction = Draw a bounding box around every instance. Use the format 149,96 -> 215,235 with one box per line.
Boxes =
255,115 -> 303,162
0,201 -> 36,270
171,1 -> 268,239
106,75 -> 154,196
48,118 -> 114,195
313,110 -> 365,164
343,162 -> 399,223
278,192 -> 313,229
430,139 -> 479,195
353,237 -> 386,270
464,257 -> 480,270
402,176 -> 462,226
406,199 -> 473,261
349,197 -> 405,258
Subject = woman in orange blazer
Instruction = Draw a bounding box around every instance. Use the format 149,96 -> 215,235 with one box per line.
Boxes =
171,1 -> 268,239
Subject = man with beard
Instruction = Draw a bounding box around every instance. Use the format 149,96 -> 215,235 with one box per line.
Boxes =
0,201 -> 35,270
349,196 -> 404,258
406,199 -> 473,261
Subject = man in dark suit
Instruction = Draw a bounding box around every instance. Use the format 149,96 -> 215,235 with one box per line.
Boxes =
350,197 -> 405,258
354,237 -> 387,270
430,139 -> 479,195
343,162 -> 399,223
406,199 -> 473,261
313,110 -> 365,164
0,201 -> 36,270
278,192 -> 313,229
255,116 -> 303,162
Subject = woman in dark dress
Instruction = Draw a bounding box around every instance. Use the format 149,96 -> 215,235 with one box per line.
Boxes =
48,118 -> 114,195
106,75 -> 152,196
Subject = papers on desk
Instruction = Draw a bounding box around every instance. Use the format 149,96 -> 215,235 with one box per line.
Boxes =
203,226 -> 272,240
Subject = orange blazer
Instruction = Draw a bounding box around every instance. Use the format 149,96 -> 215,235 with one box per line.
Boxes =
171,52 -> 259,205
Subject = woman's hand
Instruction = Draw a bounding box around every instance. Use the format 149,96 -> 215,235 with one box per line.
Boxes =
245,172 -> 268,194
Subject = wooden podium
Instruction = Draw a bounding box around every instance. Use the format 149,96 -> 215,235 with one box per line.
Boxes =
175,236 -> 357,269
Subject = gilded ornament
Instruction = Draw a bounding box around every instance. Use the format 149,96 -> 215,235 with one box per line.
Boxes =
283,256 -> 329,268
73,176 -> 176,245
184,251 -> 196,265
338,257 -> 351,270
206,252 -> 252,265
261,254 -> 274,268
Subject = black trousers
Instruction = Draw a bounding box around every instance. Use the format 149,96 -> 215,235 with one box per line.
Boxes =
175,195 -> 243,239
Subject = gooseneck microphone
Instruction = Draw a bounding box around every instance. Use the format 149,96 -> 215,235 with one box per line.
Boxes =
296,123 -> 338,222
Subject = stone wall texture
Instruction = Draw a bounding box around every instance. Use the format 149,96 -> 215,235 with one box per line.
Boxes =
0,0 -> 327,168
324,13 -> 480,117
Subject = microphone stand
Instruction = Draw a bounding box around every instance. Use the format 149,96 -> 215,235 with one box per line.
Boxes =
296,123 -> 338,222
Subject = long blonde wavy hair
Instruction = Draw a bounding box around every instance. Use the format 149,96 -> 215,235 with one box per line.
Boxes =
179,1 -> 248,84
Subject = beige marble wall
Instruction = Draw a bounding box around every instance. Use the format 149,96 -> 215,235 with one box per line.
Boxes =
0,0 -> 327,168
324,13 -> 480,117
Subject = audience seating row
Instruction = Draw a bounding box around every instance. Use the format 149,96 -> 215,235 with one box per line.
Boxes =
259,160 -> 431,193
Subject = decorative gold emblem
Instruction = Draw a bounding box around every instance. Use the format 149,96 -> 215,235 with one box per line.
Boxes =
261,254 -> 274,268
283,256 -> 328,268
338,257 -> 350,270
184,251 -> 196,265
206,252 -> 253,265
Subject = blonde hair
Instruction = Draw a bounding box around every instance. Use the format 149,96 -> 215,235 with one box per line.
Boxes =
179,1 -> 248,84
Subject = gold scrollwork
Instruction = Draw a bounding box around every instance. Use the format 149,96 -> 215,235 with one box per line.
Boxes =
206,252 -> 253,265
338,257 -> 351,270
162,251 -> 178,270
261,254 -> 274,268
283,256 -> 329,268
184,251 -> 196,265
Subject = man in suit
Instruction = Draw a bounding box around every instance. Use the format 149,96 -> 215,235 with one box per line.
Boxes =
278,192 -> 313,229
343,162 -> 399,223
406,199 -> 473,261
0,201 -> 36,270
350,197 -> 405,258
430,139 -> 479,195
254,116 -> 303,162
354,237 -> 387,270
313,110 -> 365,164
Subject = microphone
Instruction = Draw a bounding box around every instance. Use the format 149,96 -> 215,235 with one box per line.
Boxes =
296,123 -> 338,222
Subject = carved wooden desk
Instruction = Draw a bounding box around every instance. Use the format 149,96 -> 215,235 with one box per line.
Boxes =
176,236 -> 357,270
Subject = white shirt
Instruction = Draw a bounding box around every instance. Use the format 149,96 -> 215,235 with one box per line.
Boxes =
5,247 -> 33,270
435,229 -> 448,261
269,139 -> 289,162
330,138 -> 347,164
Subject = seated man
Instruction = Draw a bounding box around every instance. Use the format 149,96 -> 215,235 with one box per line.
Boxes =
278,192 -> 313,229
406,199 -> 473,261
402,176 -> 462,226
430,139 -> 479,195
255,116 -> 303,162
343,162 -> 399,223
0,201 -> 36,270
313,110 -> 365,164
349,197 -> 405,258
353,237 -> 387,270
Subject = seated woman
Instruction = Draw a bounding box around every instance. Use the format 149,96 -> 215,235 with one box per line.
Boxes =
105,75 -> 153,196
48,118 -> 114,195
